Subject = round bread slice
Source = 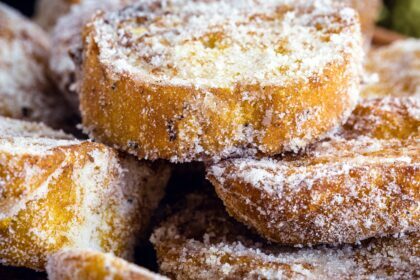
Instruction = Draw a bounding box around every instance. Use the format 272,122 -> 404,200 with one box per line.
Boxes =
47,249 -> 168,280
0,3 -> 70,127
363,39 -> 420,99
207,136 -> 419,246
151,192 -> 419,279
80,0 -> 363,162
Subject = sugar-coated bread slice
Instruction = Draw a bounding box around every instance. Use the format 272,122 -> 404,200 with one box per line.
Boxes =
50,0 -> 133,111
34,0 -> 82,31
46,249 -> 168,280
207,137 -> 419,246
0,116 -> 73,139
363,39 -> 420,98
151,192 -> 419,280
0,3 -> 70,127
0,119 -> 170,271
340,97 -> 419,140
339,0 -> 381,48
80,0 -> 363,162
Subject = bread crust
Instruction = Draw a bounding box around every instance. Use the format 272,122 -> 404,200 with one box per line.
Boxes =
47,249 -> 168,280
208,137 -> 419,246
80,0 -> 362,162
151,192 -> 419,279
0,120 -> 170,270
207,95 -> 419,245
341,97 -> 419,140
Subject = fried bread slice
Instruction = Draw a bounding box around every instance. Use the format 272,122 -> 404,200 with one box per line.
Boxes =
80,0 -> 363,162
47,249 -> 168,280
50,0 -> 133,110
0,118 -> 170,270
0,116 -> 72,139
340,96 -> 419,140
151,192 -> 419,279
0,3 -> 69,127
340,0 -> 381,48
34,0 -> 82,31
208,137 -> 419,246
363,39 -> 420,98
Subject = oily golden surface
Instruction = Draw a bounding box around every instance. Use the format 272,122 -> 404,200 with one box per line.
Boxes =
152,192 -> 419,280
0,137 -> 170,271
80,1 -> 362,162
47,249 -> 167,280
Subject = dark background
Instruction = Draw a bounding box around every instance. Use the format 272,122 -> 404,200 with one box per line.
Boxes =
1,0 -> 36,16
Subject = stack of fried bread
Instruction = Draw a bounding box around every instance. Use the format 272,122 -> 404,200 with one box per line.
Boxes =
0,0 -> 418,279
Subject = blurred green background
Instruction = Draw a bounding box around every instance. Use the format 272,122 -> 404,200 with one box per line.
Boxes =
380,0 -> 420,37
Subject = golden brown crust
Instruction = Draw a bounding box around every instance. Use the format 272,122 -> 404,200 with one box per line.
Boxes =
0,121 -> 170,270
208,137 -> 419,246
47,249 -> 168,280
151,192 -> 419,279
80,0 -> 362,162
341,97 -> 419,140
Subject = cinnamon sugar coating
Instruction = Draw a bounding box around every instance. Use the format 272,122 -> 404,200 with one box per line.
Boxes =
208,137 -> 419,246
0,119 -> 170,270
152,192 -> 419,279
341,97 -> 419,140
80,0 -> 363,162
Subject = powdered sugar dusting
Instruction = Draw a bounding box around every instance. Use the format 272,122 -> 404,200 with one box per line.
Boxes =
151,192 -> 419,279
92,0 -> 362,89
0,120 -> 170,270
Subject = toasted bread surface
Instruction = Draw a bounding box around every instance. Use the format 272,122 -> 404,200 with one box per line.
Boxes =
80,0 -> 363,162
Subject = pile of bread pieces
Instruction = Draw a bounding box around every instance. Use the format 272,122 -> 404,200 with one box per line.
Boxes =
0,0 -> 418,279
